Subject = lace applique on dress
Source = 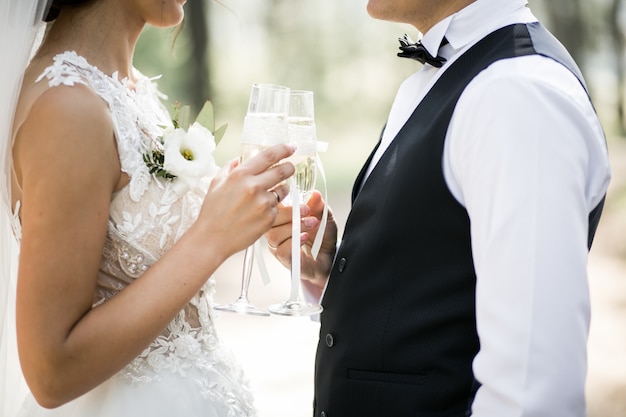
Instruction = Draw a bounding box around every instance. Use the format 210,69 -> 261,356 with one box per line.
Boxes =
120,279 -> 256,415
37,52 -> 256,416
37,51 -> 167,202
11,201 -> 22,243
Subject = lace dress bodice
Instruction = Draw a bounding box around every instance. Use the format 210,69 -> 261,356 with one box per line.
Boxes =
14,52 -> 255,416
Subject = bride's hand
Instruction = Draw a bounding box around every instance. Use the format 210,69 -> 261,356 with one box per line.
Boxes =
195,143 -> 295,259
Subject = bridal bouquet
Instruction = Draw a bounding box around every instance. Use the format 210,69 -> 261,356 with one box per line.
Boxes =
144,101 -> 227,192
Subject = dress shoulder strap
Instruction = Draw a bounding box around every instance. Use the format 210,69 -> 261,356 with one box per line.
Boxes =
35,51 -> 167,201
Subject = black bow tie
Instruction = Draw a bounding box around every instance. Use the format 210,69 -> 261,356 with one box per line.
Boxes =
397,34 -> 447,68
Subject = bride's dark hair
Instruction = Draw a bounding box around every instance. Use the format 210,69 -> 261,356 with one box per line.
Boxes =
44,0 -> 97,22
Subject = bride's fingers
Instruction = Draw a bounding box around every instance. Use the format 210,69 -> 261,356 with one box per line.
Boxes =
238,144 -> 295,175
269,183 -> 290,204
211,158 -> 237,184
224,158 -> 239,172
255,161 -> 294,192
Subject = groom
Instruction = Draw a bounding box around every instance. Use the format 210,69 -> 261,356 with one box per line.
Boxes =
267,0 -> 611,415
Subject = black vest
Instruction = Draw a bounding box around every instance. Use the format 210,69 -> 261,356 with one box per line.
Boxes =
314,23 -> 604,417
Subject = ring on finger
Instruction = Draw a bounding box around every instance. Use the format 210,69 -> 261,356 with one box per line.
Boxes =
271,190 -> 281,203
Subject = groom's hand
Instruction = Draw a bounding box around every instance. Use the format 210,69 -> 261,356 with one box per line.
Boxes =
265,190 -> 337,291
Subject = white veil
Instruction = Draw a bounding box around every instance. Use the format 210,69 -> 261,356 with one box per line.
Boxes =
1,1 -> 48,415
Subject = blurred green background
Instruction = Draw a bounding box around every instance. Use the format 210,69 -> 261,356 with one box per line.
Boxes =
134,0 -> 626,209
134,1 -> 626,416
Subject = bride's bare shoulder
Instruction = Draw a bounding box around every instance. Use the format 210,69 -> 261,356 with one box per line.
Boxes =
12,57 -> 117,186
17,56 -> 106,121
15,56 -> 112,138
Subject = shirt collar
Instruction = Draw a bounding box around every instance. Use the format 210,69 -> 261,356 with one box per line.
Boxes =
420,0 -> 533,59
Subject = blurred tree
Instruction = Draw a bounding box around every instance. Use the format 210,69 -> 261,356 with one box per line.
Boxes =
539,0 -> 586,65
137,0 -> 626,135
533,0 -> 626,135
263,0 -> 329,109
134,26 -> 192,112
186,0 -> 211,113
608,0 -> 626,134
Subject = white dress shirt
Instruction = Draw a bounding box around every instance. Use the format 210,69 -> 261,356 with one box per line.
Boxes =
360,0 -> 611,416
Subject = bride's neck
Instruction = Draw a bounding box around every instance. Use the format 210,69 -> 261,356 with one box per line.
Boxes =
35,6 -> 145,80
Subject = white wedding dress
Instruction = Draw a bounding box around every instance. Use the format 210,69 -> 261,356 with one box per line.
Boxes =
12,51 -> 256,417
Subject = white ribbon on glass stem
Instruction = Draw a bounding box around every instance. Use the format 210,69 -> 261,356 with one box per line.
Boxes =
0,1 -> 48,415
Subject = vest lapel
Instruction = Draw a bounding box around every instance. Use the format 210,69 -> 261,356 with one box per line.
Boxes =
351,127 -> 384,203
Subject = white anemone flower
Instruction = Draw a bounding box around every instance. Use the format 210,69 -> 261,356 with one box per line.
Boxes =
163,122 -> 219,191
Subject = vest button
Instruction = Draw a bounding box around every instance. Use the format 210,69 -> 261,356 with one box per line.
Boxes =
337,257 -> 346,272
325,333 -> 335,347
321,412 -> 328,417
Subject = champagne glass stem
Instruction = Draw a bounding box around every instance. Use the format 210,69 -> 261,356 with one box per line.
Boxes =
214,243 -> 269,316
239,245 -> 254,300
289,178 -> 301,302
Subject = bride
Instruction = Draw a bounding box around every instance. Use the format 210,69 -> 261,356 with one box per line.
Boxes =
0,0 -> 295,416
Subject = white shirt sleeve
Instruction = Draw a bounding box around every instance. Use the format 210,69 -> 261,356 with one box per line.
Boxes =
443,55 -> 610,416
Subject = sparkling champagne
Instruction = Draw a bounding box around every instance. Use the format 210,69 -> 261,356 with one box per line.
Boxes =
292,154 -> 316,203
286,117 -> 317,204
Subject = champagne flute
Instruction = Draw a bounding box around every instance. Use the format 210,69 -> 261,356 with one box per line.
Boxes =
268,90 -> 323,316
281,90 -> 318,206
214,83 -> 290,316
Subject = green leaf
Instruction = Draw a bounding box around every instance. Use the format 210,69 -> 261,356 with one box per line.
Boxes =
179,105 -> 191,131
213,123 -> 228,145
194,100 -> 216,132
